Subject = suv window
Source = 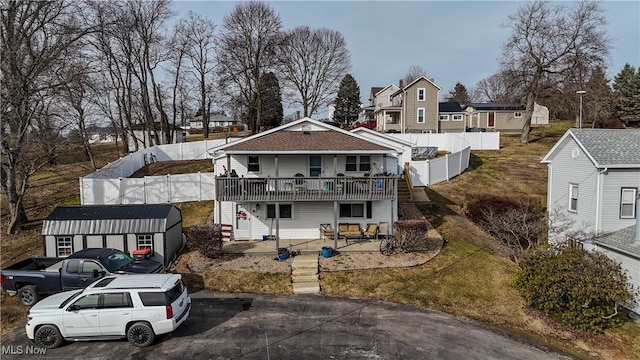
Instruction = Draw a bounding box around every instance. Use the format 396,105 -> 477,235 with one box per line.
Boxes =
139,281 -> 185,306
102,292 -> 133,308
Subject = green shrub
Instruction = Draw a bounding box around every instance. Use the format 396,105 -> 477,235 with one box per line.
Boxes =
513,247 -> 635,333
393,220 -> 430,252
187,224 -> 223,258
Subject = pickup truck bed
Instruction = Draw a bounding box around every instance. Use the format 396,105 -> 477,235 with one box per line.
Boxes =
4,257 -> 62,271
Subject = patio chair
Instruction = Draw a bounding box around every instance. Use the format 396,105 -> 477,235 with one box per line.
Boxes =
294,173 -> 305,192
362,223 -> 378,240
377,222 -> 389,239
319,223 -> 335,241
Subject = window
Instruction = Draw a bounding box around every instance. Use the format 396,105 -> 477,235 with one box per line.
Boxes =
417,108 -> 425,123
56,236 -> 72,257
568,183 -> 578,212
452,115 -> 463,121
345,156 -> 371,172
267,204 -> 293,219
72,294 -> 100,310
82,261 -> 103,275
137,234 -> 153,251
339,203 -> 364,218
102,293 -> 133,308
66,259 -> 80,274
620,188 -> 637,219
514,112 -> 523,118
439,115 -> 449,121
417,88 -> 425,101
248,155 -> 260,172
309,155 -> 322,177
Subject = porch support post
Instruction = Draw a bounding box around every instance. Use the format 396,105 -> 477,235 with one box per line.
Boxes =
275,155 -> 279,193
382,154 -> 386,174
226,155 -> 231,174
275,202 -> 280,252
333,154 -> 337,175
333,200 -> 338,249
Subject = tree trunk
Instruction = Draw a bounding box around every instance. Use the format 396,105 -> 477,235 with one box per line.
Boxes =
520,92 -> 536,143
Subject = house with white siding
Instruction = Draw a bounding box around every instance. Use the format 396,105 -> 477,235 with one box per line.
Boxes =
541,128 -> 640,314
210,118 -> 401,250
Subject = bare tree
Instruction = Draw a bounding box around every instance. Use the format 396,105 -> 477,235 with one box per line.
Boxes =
1,0 -> 91,234
175,12 -> 216,138
402,65 -> 427,86
276,26 -> 351,118
474,71 -> 525,103
215,1 -> 282,134
501,0 -> 609,143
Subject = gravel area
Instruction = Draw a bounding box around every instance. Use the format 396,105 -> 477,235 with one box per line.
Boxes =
180,239 -> 443,274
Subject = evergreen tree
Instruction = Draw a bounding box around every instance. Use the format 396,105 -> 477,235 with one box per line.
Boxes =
584,66 -> 614,126
612,63 -> 640,125
333,74 -> 360,126
444,82 -> 471,105
260,72 -> 284,129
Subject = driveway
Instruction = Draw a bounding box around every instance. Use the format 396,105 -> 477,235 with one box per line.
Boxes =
1,291 -> 572,360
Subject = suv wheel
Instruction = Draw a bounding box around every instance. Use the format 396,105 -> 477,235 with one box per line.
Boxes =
34,325 -> 64,349
127,322 -> 155,347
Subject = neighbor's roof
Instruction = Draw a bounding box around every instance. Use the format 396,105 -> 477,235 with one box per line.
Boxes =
541,128 -> 640,168
42,204 -> 179,236
370,87 -> 384,98
439,102 -> 463,113
593,225 -> 640,259
390,76 -> 442,96
464,103 -> 525,111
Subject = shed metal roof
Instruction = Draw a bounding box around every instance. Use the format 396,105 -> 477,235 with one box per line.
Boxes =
42,204 -> 177,236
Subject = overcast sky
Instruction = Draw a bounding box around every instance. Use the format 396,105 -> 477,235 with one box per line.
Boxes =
173,0 -> 640,117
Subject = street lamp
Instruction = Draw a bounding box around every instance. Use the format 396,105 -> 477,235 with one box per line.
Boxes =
576,90 -> 586,129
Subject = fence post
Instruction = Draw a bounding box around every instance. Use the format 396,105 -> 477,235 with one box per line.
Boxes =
445,154 -> 450,181
166,174 -> 171,203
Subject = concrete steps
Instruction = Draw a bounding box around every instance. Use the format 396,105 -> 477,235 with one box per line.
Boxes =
291,254 -> 320,294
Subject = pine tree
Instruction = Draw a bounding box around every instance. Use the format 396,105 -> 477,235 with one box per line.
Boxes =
260,72 -> 284,129
444,82 -> 471,105
333,74 -> 360,126
584,66 -> 614,126
612,63 -> 640,125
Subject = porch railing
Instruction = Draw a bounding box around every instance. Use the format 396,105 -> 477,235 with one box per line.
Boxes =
215,176 -> 397,202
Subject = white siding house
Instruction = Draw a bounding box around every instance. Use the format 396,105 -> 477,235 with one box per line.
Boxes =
211,118 -> 401,250
541,128 -> 640,314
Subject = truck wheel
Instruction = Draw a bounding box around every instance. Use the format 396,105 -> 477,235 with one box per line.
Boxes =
127,322 -> 155,347
18,285 -> 38,306
34,325 -> 64,349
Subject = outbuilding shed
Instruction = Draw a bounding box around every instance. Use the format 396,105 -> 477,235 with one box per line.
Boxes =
42,204 -> 184,267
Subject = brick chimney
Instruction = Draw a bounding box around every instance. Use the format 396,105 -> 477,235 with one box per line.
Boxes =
399,79 -> 404,88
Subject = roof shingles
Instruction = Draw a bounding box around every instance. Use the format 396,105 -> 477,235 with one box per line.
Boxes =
571,129 -> 640,166
223,131 -> 393,152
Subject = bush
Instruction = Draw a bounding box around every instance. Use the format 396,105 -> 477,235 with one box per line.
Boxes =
187,224 -> 223,258
393,220 -> 431,252
513,247 -> 635,333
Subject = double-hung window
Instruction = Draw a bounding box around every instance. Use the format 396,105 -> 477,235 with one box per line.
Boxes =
248,155 -> 260,172
417,108 -> 425,123
620,188 -> 637,219
417,88 -> 425,101
339,203 -> 364,218
267,204 -> 292,219
568,183 -> 578,212
346,156 -> 371,172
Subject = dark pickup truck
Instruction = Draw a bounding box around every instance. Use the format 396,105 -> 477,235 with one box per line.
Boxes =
0,248 -> 164,306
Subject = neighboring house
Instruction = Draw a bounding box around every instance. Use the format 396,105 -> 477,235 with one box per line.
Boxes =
41,204 -> 185,267
189,113 -> 239,130
128,122 -> 184,150
389,76 -> 441,133
463,103 -> 549,132
541,128 -> 640,314
438,102 -> 466,132
371,84 -> 401,133
211,118 -> 401,247
358,86 -> 383,122
86,126 -> 121,144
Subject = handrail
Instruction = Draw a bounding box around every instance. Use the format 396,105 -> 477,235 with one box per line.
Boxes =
403,163 -> 413,200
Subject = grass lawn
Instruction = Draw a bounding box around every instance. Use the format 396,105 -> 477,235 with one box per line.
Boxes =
1,123 -> 638,359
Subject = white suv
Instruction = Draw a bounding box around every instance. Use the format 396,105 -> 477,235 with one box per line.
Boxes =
25,274 -> 191,348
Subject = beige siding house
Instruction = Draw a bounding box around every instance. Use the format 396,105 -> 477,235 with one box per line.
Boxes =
390,76 -> 441,133
372,84 -> 401,132
464,103 -> 549,132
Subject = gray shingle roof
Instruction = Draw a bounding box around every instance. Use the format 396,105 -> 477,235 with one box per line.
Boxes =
571,129 -> 640,167
594,225 -> 640,259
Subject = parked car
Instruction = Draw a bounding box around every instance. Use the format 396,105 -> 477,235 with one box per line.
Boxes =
1,248 -> 164,306
353,119 -> 377,129
26,274 -> 191,348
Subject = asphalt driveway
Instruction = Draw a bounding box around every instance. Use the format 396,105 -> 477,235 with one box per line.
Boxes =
1,291 -> 573,360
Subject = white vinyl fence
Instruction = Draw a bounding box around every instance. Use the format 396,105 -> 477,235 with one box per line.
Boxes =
80,132 -> 498,204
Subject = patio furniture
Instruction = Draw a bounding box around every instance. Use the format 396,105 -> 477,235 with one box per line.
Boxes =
294,173 -> 305,192
319,223 -> 335,241
362,223 -> 379,240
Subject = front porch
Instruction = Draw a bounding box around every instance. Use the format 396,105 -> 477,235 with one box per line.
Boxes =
222,237 -> 380,256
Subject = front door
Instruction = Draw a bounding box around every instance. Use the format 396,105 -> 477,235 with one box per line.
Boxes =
309,155 -> 322,190
488,112 -> 495,128
235,203 -> 251,240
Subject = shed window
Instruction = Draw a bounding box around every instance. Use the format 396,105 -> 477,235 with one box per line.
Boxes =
568,183 -> 578,213
267,204 -> 292,219
620,188 -> 637,219
56,236 -> 73,257
339,203 -> 364,218
248,155 -> 260,172
137,234 -> 153,251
